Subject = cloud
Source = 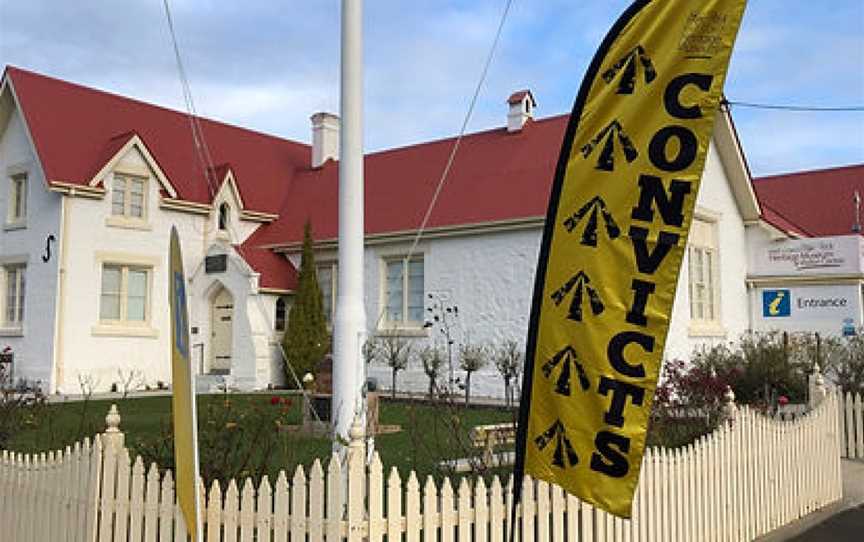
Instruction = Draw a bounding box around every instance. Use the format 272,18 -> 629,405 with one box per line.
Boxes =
1,0 -> 862,175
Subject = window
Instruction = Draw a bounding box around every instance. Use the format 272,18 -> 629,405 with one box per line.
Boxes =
275,297 -> 288,331
317,263 -> 336,324
2,265 -> 25,327
100,264 -> 149,324
218,203 -> 230,231
383,256 -> 424,326
111,175 -> 146,219
688,219 -> 719,324
7,173 -> 27,224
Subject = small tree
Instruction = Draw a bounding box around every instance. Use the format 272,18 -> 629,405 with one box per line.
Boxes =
827,329 -> 864,395
459,343 -> 487,406
419,344 -> 446,399
371,332 -> 413,399
424,293 -> 459,393
282,222 -> 330,386
493,339 -> 523,407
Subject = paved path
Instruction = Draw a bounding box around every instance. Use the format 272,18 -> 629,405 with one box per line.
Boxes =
787,505 -> 864,541
759,460 -> 864,541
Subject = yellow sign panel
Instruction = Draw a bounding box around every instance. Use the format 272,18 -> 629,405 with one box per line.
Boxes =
515,0 -> 747,518
170,226 -> 202,540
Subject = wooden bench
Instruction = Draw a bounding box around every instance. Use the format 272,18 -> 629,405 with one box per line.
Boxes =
443,422 -> 517,473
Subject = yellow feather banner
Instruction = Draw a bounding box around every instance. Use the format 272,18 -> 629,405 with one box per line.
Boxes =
513,0 -> 747,519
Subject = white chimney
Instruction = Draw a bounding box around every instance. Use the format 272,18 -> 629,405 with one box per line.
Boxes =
507,90 -> 536,133
311,112 -> 340,168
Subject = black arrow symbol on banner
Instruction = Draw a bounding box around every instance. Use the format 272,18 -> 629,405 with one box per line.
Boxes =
562,196 -> 621,247
541,345 -> 591,396
534,419 -> 579,468
601,44 -> 657,94
580,119 -> 639,172
551,271 -> 605,322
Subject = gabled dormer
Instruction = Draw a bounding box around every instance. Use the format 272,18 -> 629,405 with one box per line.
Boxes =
87,132 -> 179,231
210,164 -> 243,242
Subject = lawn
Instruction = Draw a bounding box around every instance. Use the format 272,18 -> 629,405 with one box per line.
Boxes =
5,393 -> 515,485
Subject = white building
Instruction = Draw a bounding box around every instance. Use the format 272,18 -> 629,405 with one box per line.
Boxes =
0,66 -> 792,397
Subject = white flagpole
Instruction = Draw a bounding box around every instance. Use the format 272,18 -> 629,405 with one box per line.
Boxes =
333,0 -> 367,459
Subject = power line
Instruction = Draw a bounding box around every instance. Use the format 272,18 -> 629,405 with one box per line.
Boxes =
368,0 -> 517,333
726,100 -> 864,112
161,0 -> 316,405
404,0 -> 516,262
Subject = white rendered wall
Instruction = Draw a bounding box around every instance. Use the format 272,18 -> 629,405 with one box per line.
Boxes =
55,146 -> 278,393
187,244 -> 285,390
363,142 -> 753,399
0,108 -> 61,390
363,228 -> 540,399
664,142 -> 752,362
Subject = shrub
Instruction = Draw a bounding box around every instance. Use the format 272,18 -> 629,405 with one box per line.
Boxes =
825,329 -> 864,395
459,343 -> 487,406
368,332 -> 413,399
0,364 -> 47,449
282,221 -> 330,385
418,344 -> 446,399
130,394 -> 299,486
648,358 -> 729,448
492,340 -> 522,407
691,331 -> 810,407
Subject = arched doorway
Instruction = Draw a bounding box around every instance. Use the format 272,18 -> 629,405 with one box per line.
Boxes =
210,287 -> 233,374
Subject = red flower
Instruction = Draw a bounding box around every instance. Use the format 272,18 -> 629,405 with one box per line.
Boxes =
270,396 -> 281,405
281,398 -> 293,407
778,395 -> 789,406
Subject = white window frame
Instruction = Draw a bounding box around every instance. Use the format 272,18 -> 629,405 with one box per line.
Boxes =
7,173 -> 27,227
1,264 -> 26,331
687,216 -> 724,336
92,252 -> 159,338
380,255 -> 425,331
317,262 -> 337,326
108,173 -> 149,227
99,264 -> 151,324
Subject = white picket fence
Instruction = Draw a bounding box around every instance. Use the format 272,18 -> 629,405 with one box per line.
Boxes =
0,391 -> 845,542
839,391 -> 864,460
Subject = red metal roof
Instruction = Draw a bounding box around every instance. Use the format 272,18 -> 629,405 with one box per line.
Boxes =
236,241 -> 299,291
248,116 -> 567,248
19,66 -> 857,290
4,66 -> 310,215
754,164 -> 864,237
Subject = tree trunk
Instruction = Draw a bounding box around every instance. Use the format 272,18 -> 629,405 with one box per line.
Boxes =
428,377 -> 435,400
392,368 -> 398,399
504,377 -> 511,407
465,371 -> 472,406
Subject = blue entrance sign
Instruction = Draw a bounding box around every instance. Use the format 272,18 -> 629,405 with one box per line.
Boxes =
762,290 -> 791,317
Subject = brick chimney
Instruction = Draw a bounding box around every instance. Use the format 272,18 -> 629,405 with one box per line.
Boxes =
507,90 -> 536,133
311,112 -> 340,168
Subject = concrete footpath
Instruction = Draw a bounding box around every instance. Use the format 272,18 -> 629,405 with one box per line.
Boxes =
758,459 -> 864,541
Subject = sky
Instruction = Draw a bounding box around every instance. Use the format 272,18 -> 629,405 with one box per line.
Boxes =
0,0 -> 862,177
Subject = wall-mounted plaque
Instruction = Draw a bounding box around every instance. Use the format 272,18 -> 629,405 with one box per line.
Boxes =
205,254 -> 228,274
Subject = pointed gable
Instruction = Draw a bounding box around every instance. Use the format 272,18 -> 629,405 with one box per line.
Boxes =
4,66 -> 310,215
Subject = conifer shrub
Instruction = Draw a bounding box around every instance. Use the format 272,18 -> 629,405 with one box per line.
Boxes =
282,222 -> 330,386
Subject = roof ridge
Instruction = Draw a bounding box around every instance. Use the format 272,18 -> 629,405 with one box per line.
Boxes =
755,162 -> 864,181
4,65 -> 311,151
366,113 -> 570,158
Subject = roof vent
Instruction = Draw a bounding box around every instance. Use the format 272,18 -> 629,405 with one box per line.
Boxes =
507,90 -> 536,133
311,112 -> 340,168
